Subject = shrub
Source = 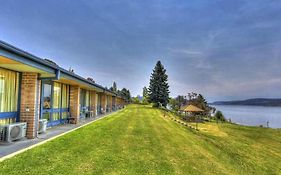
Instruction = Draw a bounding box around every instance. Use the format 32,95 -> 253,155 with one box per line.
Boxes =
152,102 -> 162,108
214,110 -> 226,122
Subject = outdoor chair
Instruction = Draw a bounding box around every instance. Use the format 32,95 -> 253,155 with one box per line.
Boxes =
86,111 -> 94,118
66,114 -> 76,124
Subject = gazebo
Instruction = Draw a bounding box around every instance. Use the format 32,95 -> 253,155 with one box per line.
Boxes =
181,104 -> 204,113
180,104 -> 204,130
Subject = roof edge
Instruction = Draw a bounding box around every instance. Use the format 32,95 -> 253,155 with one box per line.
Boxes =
0,40 -> 117,94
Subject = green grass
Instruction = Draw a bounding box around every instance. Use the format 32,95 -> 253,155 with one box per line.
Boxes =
1,104 -> 281,175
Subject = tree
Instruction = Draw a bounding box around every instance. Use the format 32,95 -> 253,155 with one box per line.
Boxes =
87,77 -> 95,83
148,61 -> 170,107
112,82 -> 117,92
169,98 -> 179,111
142,86 -> 149,104
110,81 -> 117,92
175,95 -> 188,108
169,95 -> 187,111
117,89 -> 121,96
120,88 -> 131,102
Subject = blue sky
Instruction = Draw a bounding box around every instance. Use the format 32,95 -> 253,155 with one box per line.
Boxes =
0,0 -> 281,102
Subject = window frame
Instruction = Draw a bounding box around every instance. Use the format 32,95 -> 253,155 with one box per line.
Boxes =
0,68 -> 21,123
40,80 -> 70,127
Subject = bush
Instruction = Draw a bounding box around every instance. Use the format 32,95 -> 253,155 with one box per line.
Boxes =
132,97 -> 141,104
214,110 -> 226,122
152,102 -> 162,108
142,101 -> 150,105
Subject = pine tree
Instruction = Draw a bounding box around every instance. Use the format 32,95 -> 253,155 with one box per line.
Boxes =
110,82 -> 117,92
148,61 -> 169,107
112,82 -> 117,92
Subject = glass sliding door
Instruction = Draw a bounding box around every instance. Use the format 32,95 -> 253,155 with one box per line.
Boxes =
80,89 -> 86,118
52,82 -> 62,126
112,97 -> 116,111
106,96 -> 110,112
97,93 -> 101,114
95,93 -> 99,115
42,81 -> 52,126
0,68 -> 20,124
41,81 -> 70,127
61,84 -> 69,120
80,89 -> 90,118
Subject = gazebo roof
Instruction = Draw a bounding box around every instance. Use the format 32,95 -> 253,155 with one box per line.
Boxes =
181,104 -> 204,112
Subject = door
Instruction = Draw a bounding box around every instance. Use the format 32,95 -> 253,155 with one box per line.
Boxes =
41,81 -> 52,127
97,93 -> 101,114
41,81 -> 70,127
52,82 -> 62,126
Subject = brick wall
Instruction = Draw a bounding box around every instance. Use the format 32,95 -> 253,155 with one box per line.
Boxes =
70,85 -> 80,123
20,72 -> 39,139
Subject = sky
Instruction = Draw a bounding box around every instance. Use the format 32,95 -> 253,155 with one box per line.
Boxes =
0,0 -> 281,102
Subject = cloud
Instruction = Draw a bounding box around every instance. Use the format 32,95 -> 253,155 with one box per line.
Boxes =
1,0 -> 281,101
170,49 -> 203,56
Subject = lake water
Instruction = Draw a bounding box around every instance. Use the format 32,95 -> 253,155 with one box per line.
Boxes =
212,105 -> 281,128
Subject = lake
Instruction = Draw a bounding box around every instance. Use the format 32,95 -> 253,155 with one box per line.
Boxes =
212,105 -> 281,128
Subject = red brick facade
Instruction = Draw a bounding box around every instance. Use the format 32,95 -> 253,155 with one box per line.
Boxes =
70,86 -> 80,124
20,72 -> 40,139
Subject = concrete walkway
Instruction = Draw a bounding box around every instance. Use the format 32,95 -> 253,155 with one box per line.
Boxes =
0,112 -> 113,159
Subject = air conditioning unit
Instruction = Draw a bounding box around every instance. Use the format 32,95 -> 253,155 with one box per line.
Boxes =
38,119 -> 47,134
0,125 -> 6,142
4,122 -> 27,142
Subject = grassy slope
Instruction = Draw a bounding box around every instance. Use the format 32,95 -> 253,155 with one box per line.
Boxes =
1,105 -> 281,175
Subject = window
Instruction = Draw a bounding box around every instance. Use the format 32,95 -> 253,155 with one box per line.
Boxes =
97,94 -> 101,106
52,112 -> 60,121
43,83 -> 52,109
0,78 -> 4,93
62,84 -> 69,108
53,82 -> 61,109
43,112 -> 51,121
85,90 -> 90,107
0,68 -> 19,113
61,112 -> 69,119
80,89 -> 85,107
80,89 -> 90,108
61,84 -> 69,120
41,82 -> 70,124
0,117 -> 16,124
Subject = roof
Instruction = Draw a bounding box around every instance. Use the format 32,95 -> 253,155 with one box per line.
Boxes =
0,40 -> 124,98
180,104 -> 204,112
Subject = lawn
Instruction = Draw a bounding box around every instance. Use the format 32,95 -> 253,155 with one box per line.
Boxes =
1,104 -> 281,175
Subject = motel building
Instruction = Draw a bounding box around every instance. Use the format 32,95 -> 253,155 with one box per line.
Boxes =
0,40 -> 126,141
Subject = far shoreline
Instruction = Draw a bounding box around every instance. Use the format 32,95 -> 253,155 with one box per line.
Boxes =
210,104 -> 281,108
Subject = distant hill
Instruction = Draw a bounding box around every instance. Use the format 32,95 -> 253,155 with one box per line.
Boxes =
211,98 -> 281,107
